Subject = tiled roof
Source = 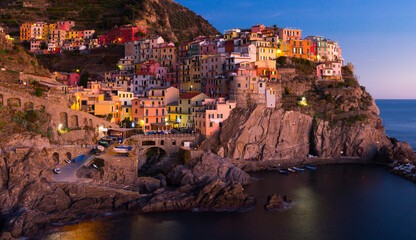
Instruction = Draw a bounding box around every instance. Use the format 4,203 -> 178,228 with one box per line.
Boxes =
179,92 -> 203,99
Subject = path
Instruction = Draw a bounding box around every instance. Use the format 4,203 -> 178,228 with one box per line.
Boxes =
53,154 -> 95,183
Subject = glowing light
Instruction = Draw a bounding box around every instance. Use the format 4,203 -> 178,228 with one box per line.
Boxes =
277,49 -> 281,54
58,124 -> 63,130
76,69 -> 80,73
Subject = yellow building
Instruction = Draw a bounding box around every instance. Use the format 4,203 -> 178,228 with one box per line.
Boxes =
180,57 -> 192,91
167,101 -> 180,128
174,92 -> 209,128
121,106 -> 132,121
224,29 -> 240,40
276,40 -> 291,58
254,40 -> 277,61
67,30 -> 78,39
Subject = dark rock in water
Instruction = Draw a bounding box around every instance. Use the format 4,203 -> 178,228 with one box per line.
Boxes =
264,194 -> 292,210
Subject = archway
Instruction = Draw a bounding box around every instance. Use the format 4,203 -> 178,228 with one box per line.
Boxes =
138,147 -> 167,176
24,102 -> 34,110
7,98 -> 21,108
65,152 -> 72,161
70,115 -> 79,128
59,112 -> 68,128
52,153 -> 59,165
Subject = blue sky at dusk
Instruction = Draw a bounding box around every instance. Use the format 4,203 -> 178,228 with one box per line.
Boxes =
176,0 -> 416,99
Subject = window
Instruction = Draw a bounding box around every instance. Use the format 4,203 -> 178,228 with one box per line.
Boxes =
146,109 -> 148,116
156,109 -> 158,116
209,122 -> 213,127
146,118 -> 148,123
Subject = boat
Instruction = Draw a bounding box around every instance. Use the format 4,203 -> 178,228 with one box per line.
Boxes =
73,155 -> 85,163
293,167 -> 305,172
305,165 -> 316,170
97,145 -> 105,152
287,168 -> 297,173
114,145 -> 132,151
278,169 -> 289,175
112,147 -> 129,154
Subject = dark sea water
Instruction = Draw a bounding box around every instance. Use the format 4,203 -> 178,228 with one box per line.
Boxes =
376,99 -> 416,150
45,100 -> 416,240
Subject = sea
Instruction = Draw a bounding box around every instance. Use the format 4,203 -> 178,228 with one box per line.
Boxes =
44,100 -> 416,240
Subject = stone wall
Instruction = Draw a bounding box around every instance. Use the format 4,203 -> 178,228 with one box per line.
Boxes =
0,86 -> 117,134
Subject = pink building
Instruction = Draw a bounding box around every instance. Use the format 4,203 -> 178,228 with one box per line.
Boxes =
69,73 -> 81,86
199,40 -> 218,55
56,21 -> 74,31
251,24 -> 265,33
316,62 -> 342,80
194,98 -> 236,137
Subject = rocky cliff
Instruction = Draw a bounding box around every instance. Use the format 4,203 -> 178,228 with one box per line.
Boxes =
0,0 -> 220,42
207,67 -> 415,164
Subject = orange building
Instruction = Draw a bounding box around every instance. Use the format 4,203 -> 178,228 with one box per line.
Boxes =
289,39 -> 312,59
278,28 -> 302,42
20,23 -> 33,41
132,98 -> 169,132
255,60 -> 278,82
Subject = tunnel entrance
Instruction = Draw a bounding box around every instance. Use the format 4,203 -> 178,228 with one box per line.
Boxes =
138,147 -> 167,176
52,153 -> 59,165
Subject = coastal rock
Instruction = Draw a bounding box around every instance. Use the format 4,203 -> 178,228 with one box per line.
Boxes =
135,177 -> 161,193
167,153 -> 251,186
264,194 -> 284,210
264,194 -> 292,210
215,106 -> 314,160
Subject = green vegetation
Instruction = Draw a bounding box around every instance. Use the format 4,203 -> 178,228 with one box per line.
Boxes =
276,56 -> 287,66
11,109 -> 49,135
292,58 -> 316,75
35,88 -> 43,97
344,114 -> 369,125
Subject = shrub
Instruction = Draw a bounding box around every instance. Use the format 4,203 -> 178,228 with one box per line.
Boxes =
93,158 -> 105,168
276,56 -> 287,66
284,87 -> 291,95
47,127 -> 54,141
35,88 -> 43,97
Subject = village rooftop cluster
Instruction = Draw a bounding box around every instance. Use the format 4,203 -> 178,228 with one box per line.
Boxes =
18,23 -> 344,137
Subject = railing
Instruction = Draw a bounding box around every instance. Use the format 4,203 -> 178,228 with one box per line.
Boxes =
131,133 -> 197,139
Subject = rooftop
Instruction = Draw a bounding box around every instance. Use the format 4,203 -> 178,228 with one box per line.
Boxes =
179,91 -> 203,99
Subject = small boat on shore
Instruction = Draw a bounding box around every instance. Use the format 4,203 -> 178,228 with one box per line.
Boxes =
293,167 -> 305,172
112,146 -> 131,154
305,165 -> 316,170
278,169 -> 289,175
288,168 -> 297,173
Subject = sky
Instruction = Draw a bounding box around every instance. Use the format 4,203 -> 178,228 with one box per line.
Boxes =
175,0 -> 416,99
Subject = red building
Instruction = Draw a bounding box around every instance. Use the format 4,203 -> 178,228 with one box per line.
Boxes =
225,40 -> 234,54
99,25 -> 147,45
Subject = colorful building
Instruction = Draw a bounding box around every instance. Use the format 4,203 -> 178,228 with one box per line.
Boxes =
194,98 -> 236,137
132,98 -> 169,132
316,62 -> 342,80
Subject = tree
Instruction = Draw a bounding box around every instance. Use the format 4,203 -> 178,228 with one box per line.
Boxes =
276,56 -> 287,66
121,118 -> 133,128
79,72 -> 89,88
40,41 -> 47,50
35,88 -> 43,97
